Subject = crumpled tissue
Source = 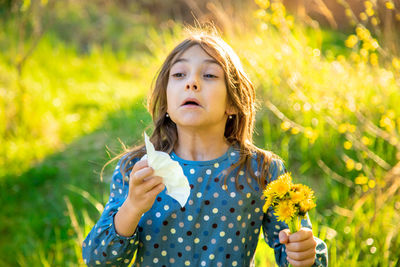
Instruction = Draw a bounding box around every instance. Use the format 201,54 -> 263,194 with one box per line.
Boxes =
141,132 -> 190,207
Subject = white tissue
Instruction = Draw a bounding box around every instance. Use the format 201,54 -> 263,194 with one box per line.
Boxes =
142,132 -> 190,207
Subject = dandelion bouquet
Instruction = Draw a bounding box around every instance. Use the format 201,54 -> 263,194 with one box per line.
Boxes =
263,172 -> 316,234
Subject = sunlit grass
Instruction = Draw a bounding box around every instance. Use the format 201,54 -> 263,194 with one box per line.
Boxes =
1,1 -> 400,266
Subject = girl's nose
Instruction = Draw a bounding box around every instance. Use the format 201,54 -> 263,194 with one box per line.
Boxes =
185,76 -> 199,91
186,83 -> 198,90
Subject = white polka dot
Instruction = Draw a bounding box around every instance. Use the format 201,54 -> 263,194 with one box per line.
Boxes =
171,213 -> 177,219
248,214 -> 251,219
147,220 -> 152,225
124,259 -> 130,263
227,238 -> 232,244
146,235 -> 151,241
164,205 -> 169,211
238,200 -> 243,206
171,228 -> 176,234
231,152 -> 236,156
275,225 -> 281,230
112,250 -> 118,255
221,216 -> 226,221
209,254 -> 215,260
197,192 -> 202,198
242,237 -> 246,243
204,215 -> 209,221
153,258 -> 159,263
246,193 -> 251,198
201,261 -> 206,266
214,163 -> 219,168
213,192 -> 219,198
179,222 -> 184,228
222,185 -> 228,190
230,177 -> 235,182
212,208 -> 218,214
156,212 -> 161,218
189,200 -> 193,205
101,240 -> 105,246
190,168 -> 195,174
162,236 -> 168,241
220,231 -> 226,237
234,246 -> 239,251
95,260 -> 101,265
254,229 -> 259,234
195,223 -> 201,229
255,208 -> 260,213
237,215 -> 242,221
206,169 -> 212,175
178,237 -> 183,243
185,245 -> 191,251
161,250 -> 167,256
239,171 -> 244,175
170,258 -> 175,263
118,189 -> 122,194
230,192 -> 236,198
188,215 -> 193,221
194,238 -> 200,243
232,261 -> 238,266
228,223 -> 234,228
185,260 -> 191,266
211,238 -> 216,244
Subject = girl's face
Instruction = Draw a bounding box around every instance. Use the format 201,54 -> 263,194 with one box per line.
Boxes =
166,45 -> 232,131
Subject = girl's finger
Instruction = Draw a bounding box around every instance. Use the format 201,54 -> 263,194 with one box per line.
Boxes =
286,247 -> 316,261
287,256 -> 315,267
131,159 -> 148,172
288,228 -> 313,243
130,167 -> 154,185
140,176 -> 164,193
146,183 -> 165,199
285,237 -> 317,252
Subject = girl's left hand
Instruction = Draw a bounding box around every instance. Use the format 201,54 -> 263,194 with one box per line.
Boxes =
279,227 -> 317,267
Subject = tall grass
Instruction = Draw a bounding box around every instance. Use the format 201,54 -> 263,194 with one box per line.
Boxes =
1,1 -> 400,266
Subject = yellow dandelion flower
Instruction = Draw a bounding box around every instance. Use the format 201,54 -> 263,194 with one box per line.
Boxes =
385,1 -> 395,9
344,141 -> 352,150
355,175 -> 368,185
345,35 -> 358,48
274,200 -> 296,223
299,198 -> 316,213
289,190 -> 305,204
346,159 -> 355,171
268,172 -> 292,197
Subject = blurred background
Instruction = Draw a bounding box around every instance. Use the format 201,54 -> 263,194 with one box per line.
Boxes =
1,0 -> 399,266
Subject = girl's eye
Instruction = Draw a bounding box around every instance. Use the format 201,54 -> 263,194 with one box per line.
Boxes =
172,73 -> 185,77
204,74 -> 217,78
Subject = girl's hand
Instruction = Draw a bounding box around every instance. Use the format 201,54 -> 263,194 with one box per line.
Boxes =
126,159 -> 165,216
279,228 -> 317,267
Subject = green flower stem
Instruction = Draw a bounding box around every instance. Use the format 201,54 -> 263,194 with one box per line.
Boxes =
287,216 -> 301,267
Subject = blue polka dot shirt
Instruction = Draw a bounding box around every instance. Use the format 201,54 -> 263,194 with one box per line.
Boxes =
82,145 -> 328,266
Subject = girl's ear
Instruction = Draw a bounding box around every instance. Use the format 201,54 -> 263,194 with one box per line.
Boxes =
226,105 -> 237,116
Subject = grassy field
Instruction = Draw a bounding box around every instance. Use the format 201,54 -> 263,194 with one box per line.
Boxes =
1,1 -> 400,266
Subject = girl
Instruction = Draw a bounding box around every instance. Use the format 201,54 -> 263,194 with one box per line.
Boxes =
82,25 -> 328,267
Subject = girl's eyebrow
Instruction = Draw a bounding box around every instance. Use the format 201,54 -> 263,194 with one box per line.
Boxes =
171,57 -> 220,67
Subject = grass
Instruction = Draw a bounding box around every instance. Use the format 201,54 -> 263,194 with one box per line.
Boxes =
1,2 -> 400,266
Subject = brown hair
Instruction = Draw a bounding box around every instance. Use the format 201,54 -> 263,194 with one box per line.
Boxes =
101,23 -> 280,190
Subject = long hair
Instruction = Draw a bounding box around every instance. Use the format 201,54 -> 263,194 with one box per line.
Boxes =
101,24 -> 280,190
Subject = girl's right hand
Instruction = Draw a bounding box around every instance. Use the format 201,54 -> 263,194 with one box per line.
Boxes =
126,159 -> 165,216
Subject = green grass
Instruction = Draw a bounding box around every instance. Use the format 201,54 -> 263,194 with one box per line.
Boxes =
1,4 -> 400,266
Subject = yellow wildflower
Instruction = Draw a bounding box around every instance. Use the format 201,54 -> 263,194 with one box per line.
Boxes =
275,200 -> 296,223
269,172 -> 292,197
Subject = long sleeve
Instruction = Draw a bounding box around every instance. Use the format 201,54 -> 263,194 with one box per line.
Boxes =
82,158 -> 139,266
262,159 -> 328,267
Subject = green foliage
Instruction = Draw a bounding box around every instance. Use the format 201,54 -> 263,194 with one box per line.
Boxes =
1,1 -> 400,266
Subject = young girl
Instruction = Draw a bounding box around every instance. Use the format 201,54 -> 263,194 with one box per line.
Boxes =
82,25 -> 328,267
